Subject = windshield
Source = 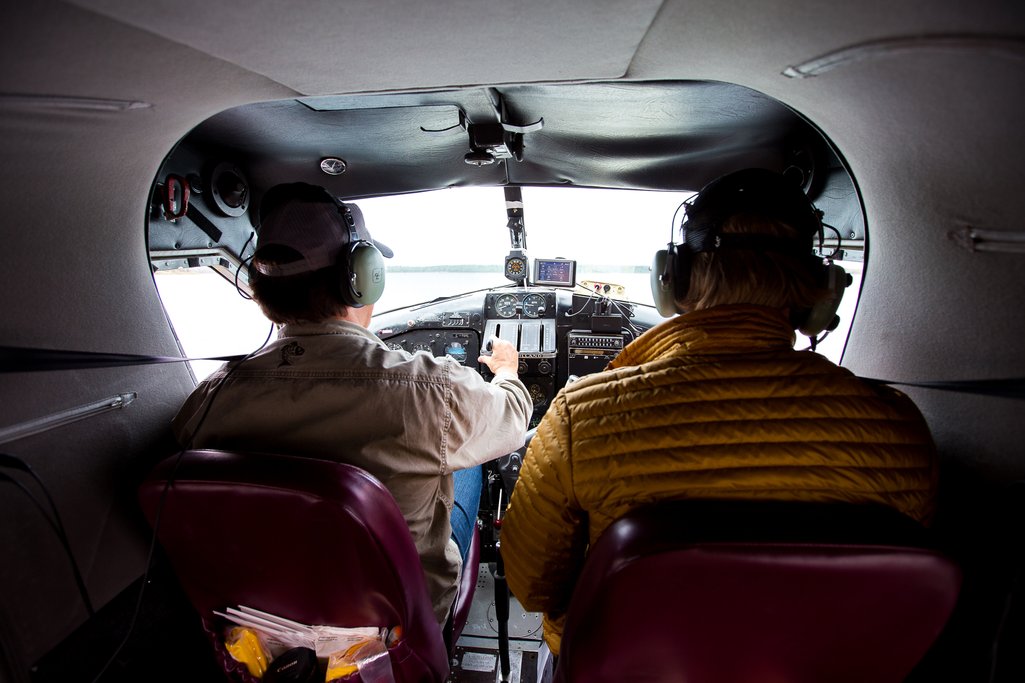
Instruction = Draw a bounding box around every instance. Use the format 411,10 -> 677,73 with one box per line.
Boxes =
154,184 -> 861,376
358,186 -> 691,313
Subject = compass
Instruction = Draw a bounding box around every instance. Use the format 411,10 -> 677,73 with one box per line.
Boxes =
505,252 -> 528,282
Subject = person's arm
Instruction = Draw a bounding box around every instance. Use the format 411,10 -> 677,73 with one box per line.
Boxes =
500,393 -> 588,654
445,338 -> 532,470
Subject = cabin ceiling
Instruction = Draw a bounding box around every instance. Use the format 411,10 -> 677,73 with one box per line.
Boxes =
66,0 -> 665,95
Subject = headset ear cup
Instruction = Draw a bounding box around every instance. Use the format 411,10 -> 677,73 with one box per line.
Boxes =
798,263 -> 851,337
651,246 -> 685,318
345,242 -> 385,307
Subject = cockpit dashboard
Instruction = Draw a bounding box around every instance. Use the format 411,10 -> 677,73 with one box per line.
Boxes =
372,287 -> 660,427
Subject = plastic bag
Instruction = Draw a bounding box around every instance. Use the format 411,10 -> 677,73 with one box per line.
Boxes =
225,626 -> 270,678
325,637 -> 395,683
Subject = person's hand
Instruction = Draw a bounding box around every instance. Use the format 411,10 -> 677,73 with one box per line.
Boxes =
479,337 -> 519,377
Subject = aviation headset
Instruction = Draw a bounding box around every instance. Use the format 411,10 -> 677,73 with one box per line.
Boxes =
255,184 -> 386,308
333,199 -> 386,308
651,168 -> 849,337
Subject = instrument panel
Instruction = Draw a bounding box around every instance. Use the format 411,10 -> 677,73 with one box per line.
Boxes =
381,329 -> 479,367
373,288 -> 653,427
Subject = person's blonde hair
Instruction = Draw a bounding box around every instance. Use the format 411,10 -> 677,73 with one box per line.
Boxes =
678,214 -> 829,313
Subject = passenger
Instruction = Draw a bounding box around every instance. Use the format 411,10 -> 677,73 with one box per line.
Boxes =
172,182 -> 532,625
500,168 -> 938,656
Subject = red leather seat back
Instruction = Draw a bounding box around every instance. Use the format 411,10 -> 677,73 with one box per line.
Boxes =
556,501 -> 961,683
138,449 -> 449,682
449,524 -> 480,650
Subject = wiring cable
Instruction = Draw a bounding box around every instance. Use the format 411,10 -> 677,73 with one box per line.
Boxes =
0,461 -> 95,617
987,479 -> 1025,683
605,297 -> 643,337
233,231 -> 257,301
563,288 -> 598,317
801,328 -> 832,352
568,282 -> 643,337
90,322 -> 275,682
820,222 -> 844,260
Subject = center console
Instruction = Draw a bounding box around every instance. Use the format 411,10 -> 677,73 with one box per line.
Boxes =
483,291 -> 559,420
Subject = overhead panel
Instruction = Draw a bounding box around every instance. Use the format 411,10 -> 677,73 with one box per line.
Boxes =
183,81 -> 825,198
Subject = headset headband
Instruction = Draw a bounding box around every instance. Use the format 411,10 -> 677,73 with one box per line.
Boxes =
683,168 -> 823,252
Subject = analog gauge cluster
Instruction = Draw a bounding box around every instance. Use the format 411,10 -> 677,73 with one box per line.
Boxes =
488,291 -> 555,319
377,329 -> 479,367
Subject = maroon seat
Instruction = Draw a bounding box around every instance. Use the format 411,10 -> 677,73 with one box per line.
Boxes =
554,501 -> 961,683
138,449 -> 476,683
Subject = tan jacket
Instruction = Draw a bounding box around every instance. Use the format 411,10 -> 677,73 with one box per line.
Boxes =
501,305 -> 937,654
173,319 -> 532,623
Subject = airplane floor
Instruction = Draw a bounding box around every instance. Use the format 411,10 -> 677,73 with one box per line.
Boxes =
448,563 -> 550,683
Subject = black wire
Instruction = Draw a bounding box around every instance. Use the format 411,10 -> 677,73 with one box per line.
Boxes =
0,466 -> 95,616
90,323 -> 275,682
567,283 -> 643,337
671,197 -> 689,244
987,479 -> 1025,683
234,231 -> 257,301
820,222 -> 844,261
801,328 -> 831,352
606,298 -> 642,337
89,449 -> 187,683
564,285 -> 600,317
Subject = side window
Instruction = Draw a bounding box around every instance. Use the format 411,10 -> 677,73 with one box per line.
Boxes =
153,266 -> 273,381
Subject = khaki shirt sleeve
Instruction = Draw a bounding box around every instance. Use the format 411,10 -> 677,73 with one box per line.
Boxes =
500,391 -> 588,655
170,372 -> 224,447
444,361 -> 532,472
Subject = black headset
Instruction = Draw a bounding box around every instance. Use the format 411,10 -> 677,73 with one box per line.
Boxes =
333,199 -> 385,308
650,168 -> 850,337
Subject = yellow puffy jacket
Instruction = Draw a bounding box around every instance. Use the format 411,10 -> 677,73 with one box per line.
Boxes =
501,305 -> 938,655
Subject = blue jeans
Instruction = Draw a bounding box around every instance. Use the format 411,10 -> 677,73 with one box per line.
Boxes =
451,466 -> 482,564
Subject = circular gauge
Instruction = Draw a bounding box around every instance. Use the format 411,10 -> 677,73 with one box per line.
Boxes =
444,342 -> 467,364
505,256 -> 527,281
522,293 -> 547,318
528,384 -> 547,407
386,342 -> 403,351
494,294 -> 518,318
412,342 -> 432,353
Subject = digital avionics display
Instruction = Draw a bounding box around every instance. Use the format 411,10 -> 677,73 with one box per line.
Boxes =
533,258 -> 576,287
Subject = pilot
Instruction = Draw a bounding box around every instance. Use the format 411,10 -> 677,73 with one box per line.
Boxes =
500,168 -> 938,656
172,182 -> 532,625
